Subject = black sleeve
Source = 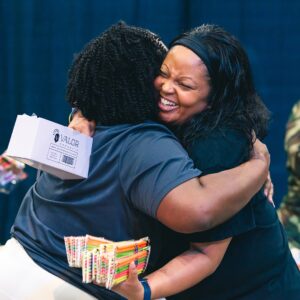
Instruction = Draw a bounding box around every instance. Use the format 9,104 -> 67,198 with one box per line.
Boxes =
188,128 -> 249,175
186,128 -> 256,242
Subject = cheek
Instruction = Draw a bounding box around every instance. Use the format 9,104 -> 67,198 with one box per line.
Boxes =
196,101 -> 208,112
187,89 -> 210,114
153,77 -> 161,91
183,94 -> 208,112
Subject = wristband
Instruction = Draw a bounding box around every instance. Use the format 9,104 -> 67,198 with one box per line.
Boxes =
68,107 -> 79,123
140,279 -> 151,300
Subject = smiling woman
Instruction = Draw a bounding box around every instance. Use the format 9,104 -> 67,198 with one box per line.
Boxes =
154,45 -> 210,125
111,24 -> 300,300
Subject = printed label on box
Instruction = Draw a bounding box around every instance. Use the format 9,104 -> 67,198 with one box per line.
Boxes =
6,114 -> 93,179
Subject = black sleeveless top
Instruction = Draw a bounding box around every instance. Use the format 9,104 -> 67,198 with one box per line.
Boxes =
167,128 -> 300,300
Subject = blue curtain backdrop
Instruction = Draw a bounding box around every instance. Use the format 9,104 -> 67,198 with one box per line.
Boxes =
1,0 -> 300,243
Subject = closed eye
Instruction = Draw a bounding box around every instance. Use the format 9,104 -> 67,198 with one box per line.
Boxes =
159,70 -> 168,77
179,82 -> 193,89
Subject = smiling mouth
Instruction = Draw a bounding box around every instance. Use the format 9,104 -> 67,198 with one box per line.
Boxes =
158,97 -> 179,112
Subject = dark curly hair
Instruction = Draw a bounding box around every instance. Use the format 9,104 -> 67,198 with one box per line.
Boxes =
170,24 -> 270,150
66,22 -> 167,124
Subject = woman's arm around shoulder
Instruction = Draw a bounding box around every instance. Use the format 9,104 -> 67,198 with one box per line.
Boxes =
113,238 -> 231,299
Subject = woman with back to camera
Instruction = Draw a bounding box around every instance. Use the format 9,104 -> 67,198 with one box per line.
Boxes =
75,24 -> 300,299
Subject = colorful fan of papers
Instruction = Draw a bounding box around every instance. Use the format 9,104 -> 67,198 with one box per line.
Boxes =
64,235 -> 151,289
0,153 -> 27,194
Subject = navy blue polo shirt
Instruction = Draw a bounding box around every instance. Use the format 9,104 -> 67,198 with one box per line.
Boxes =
11,121 -> 200,300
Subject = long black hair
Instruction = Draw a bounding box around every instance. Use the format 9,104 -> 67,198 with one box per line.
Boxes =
67,22 -> 167,125
170,24 -> 270,150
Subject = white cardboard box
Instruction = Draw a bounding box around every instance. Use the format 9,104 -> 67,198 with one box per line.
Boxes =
6,114 -> 93,179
